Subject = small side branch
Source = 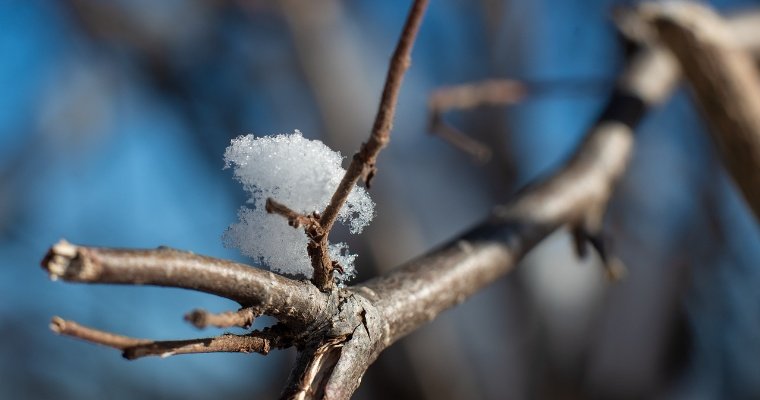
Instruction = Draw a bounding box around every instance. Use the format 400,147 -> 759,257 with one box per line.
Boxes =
51,316 -> 149,350
51,317 -> 278,359
428,80 -> 526,162
266,198 -> 321,231
185,307 -> 258,330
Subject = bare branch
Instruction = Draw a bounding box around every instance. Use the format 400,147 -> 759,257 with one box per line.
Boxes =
363,44 -> 680,345
51,316 -> 150,350
309,0 -> 429,291
41,34 -> 686,400
275,44 -> 682,399
642,2 -> 760,222
41,5 -> 760,399
41,240 -> 327,324
185,307 -> 258,330
51,317 -> 278,359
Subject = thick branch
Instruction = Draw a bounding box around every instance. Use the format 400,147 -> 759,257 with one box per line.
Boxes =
642,2 -> 760,222
41,240 -> 327,324
362,44 -> 679,344
310,0 -> 429,291
51,317 -> 277,359
280,45 -> 680,399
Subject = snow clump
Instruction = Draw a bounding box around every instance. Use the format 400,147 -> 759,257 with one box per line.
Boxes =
222,130 -> 374,284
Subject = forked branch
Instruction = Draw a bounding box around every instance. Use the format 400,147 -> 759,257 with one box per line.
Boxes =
41,46 -> 673,400
265,0 -> 429,292
41,3 -> 760,400
308,0 -> 430,291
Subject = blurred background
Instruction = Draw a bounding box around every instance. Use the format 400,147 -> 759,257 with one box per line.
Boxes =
2,0 -> 760,398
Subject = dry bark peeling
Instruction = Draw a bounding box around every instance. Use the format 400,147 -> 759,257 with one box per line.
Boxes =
39,2 -> 760,400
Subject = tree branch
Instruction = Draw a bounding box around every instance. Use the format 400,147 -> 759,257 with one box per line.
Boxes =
274,44 -> 683,398
309,0 -> 429,291
41,240 -> 327,325
46,5 -> 760,399
360,44 -> 679,344
642,2 -> 760,222
42,38 -> 682,400
51,317 -> 278,359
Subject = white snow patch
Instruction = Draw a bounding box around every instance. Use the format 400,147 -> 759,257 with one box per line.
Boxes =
222,130 -> 374,284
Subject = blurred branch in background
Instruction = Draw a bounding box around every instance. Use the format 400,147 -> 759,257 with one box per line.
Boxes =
428,79 -> 526,162
643,3 -> 760,222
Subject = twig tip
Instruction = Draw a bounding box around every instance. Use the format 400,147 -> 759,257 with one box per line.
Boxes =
42,240 -> 78,280
50,316 -> 66,334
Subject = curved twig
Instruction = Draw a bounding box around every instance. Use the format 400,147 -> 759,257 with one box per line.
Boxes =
50,317 -> 279,359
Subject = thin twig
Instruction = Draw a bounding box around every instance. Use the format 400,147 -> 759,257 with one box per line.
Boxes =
51,317 -> 277,359
429,116 -> 493,162
184,307 -> 258,329
427,80 -> 526,162
50,316 -> 150,349
307,0 -> 429,291
265,198 -> 321,231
